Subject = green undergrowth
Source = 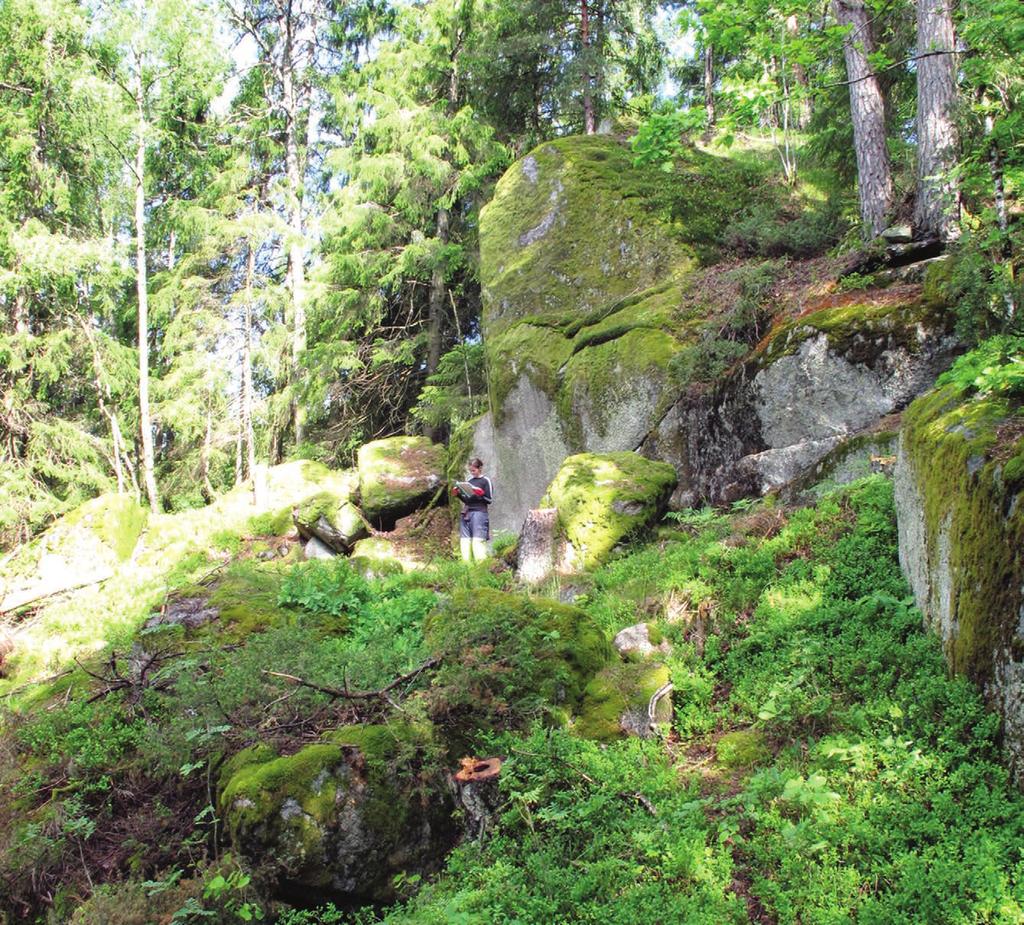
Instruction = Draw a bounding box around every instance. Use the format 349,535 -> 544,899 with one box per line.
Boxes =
5,475 -> 1024,923
288,476 -> 1024,924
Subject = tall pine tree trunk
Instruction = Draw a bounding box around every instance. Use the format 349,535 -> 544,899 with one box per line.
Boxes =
833,0 -> 893,238
243,242 -> 257,479
282,26 -> 307,446
914,0 -> 960,241
134,60 -> 159,513
581,0 -> 595,134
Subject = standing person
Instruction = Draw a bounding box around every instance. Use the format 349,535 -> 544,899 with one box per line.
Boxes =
454,457 -> 493,562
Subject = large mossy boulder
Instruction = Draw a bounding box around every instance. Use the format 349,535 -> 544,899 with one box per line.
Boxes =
1,494 -> 147,610
894,364 -> 1024,783
219,724 -> 456,905
424,589 -> 613,747
472,135 -> 754,533
357,436 -> 445,529
544,452 -> 677,571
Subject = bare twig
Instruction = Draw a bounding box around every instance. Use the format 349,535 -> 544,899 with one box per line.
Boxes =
263,656 -> 441,702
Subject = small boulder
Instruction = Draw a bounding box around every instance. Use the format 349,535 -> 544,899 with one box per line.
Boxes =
303,536 -> 336,560
357,437 -> 445,529
613,623 -> 669,659
220,724 -> 456,905
575,662 -> 673,741
544,452 -> 677,570
292,473 -> 366,553
880,224 -> 913,244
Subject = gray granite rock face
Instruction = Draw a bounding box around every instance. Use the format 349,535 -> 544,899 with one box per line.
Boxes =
894,419 -> 1024,785
471,380 -> 570,536
641,320 -> 960,506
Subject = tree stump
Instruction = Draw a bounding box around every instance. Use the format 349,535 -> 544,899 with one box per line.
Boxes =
516,508 -> 559,584
452,757 -> 502,840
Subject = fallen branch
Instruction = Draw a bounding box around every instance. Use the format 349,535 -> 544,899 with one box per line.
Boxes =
263,656 -> 441,702
647,682 -> 673,729
1,570 -> 113,615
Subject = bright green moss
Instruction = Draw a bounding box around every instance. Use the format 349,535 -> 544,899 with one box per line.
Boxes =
293,491 -> 343,527
219,742 -> 345,828
575,661 -> 671,741
480,135 -> 756,343
544,452 -> 678,570
715,729 -> 771,769
560,327 -> 683,446
757,293 -> 952,370
70,494 -> 148,562
902,381 -> 1024,683
247,505 -> 294,536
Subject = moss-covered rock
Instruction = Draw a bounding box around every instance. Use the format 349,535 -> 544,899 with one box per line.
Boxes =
575,661 -> 672,741
480,135 -> 752,339
357,437 -> 445,529
423,589 -> 612,748
1,494 -> 147,609
219,723 -> 455,904
544,452 -> 678,570
293,488 -> 369,553
148,561 -> 299,641
474,136 -> 741,534
895,379 -> 1024,781
652,285 -> 961,507
715,729 -> 771,769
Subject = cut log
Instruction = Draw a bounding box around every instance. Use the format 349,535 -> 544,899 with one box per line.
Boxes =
516,508 -> 559,584
452,756 -> 502,840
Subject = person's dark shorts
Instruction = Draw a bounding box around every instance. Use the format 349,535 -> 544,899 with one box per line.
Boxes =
460,510 -> 490,540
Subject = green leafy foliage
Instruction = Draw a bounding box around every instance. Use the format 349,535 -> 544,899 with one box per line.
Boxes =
936,335 -> 1024,399
278,558 -> 374,618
